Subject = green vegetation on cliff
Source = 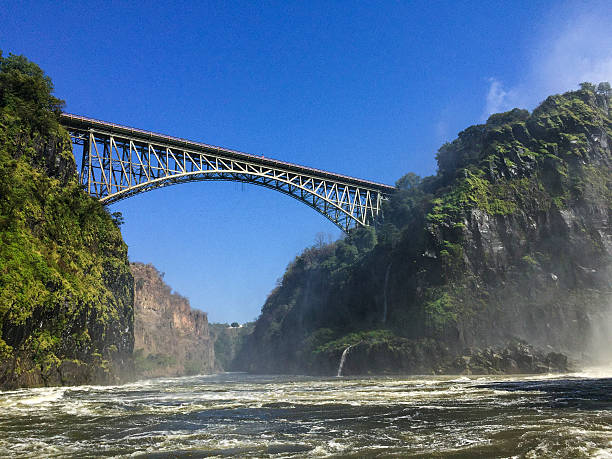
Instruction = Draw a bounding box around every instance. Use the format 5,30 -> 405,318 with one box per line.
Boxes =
236,83 -> 612,375
0,52 -> 134,388
209,322 -> 254,371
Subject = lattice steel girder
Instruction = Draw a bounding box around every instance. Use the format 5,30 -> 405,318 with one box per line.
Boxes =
60,113 -> 395,232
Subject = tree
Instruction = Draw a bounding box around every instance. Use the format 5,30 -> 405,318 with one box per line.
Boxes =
346,226 -> 377,253
336,240 -> 359,265
0,51 -> 64,134
314,232 -> 329,249
111,211 -> 124,227
0,52 -> 133,387
597,82 -> 611,98
579,82 -> 596,92
395,172 -> 421,191
378,222 -> 400,247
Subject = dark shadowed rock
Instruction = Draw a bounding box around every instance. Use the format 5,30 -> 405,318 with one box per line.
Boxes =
235,85 -> 611,377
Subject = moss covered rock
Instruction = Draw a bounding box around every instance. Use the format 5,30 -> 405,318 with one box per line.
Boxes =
0,52 -> 134,389
236,84 -> 611,375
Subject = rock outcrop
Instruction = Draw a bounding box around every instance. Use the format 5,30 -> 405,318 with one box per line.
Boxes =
314,336 -> 570,376
0,53 -> 134,389
236,84 -> 612,376
131,263 -> 215,378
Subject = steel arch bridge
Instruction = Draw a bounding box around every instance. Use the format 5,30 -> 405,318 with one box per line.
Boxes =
61,114 -> 395,232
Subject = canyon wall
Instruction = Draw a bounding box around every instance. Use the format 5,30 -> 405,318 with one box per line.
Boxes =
235,84 -> 612,376
131,263 -> 215,378
0,53 -> 134,389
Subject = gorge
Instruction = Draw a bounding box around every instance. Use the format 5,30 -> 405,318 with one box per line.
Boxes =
4,4 -> 612,455
0,51 -> 611,388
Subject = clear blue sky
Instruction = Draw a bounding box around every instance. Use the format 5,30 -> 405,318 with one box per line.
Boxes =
2,1 -> 611,323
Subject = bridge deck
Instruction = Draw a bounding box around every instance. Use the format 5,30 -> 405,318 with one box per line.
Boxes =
60,113 -> 395,193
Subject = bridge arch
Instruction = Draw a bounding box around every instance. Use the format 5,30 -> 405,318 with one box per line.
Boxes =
61,114 -> 395,232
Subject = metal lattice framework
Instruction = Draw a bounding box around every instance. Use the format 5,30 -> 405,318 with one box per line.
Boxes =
61,114 -> 395,232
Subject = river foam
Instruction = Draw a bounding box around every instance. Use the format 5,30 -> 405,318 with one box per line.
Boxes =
0,373 -> 610,457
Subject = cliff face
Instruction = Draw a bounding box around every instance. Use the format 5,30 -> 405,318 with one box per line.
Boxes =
209,322 -> 254,371
131,263 -> 215,377
0,53 -> 134,388
236,84 -> 612,375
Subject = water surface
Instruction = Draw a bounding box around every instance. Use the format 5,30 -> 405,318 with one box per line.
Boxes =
0,371 -> 611,457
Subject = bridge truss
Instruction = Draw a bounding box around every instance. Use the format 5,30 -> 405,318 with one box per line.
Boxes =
61,114 -> 395,232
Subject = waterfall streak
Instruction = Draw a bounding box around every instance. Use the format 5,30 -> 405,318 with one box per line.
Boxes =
337,345 -> 353,377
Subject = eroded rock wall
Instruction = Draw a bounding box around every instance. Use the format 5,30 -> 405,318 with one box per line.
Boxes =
235,85 -> 612,376
131,263 -> 215,377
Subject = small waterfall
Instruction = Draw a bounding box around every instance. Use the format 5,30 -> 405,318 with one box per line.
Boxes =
382,262 -> 392,324
337,345 -> 353,377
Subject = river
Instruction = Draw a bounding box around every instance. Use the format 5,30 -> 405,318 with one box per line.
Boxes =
0,371 -> 611,457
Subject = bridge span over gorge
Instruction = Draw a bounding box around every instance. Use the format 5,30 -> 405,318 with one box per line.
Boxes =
60,114 -> 396,232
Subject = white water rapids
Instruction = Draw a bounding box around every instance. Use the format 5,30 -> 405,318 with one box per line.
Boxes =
0,371 -> 611,457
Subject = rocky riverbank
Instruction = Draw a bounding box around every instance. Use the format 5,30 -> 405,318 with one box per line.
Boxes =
274,328 -> 572,376
323,338 -> 570,377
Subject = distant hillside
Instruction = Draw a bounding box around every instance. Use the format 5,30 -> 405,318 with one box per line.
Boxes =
235,83 -> 612,375
131,263 -> 215,377
0,53 -> 134,388
209,322 -> 254,371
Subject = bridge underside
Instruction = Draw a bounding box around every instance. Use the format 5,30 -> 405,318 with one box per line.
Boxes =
62,114 -> 394,232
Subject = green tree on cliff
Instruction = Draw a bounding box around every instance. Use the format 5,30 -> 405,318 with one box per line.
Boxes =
0,52 -> 134,388
236,82 -> 612,375
0,52 -> 63,129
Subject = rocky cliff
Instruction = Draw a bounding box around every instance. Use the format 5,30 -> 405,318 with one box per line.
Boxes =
235,83 -> 612,375
0,53 -> 134,388
131,263 -> 215,377
209,322 -> 254,371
